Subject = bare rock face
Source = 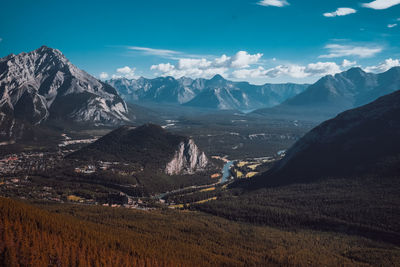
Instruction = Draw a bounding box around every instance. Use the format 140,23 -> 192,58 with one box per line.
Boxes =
0,45 -> 129,126
165,139 -> 209,175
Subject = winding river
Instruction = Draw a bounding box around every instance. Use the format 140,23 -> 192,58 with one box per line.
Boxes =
220,161 -> 234,183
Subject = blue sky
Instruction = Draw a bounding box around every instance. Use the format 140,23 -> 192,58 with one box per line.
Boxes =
1,0 -> 399,84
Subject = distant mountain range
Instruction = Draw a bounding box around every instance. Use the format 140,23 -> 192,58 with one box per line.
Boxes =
3,45 -> 400,133
107,75 -> 308,111
254,67 -> 400,119
0,46 -> 130,126
255,89 -> 400,187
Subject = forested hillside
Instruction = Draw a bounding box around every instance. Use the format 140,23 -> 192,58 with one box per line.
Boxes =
3,197 -> 398,266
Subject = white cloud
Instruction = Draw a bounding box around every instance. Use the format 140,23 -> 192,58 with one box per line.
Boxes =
362,0 -> 400,10
151,58 -> 229,78
145,46 -> 394,82
319,44 -> 382,58
265,65 -> 308,78
178,58 -> 212,69
286,62 -> 339,77
151,64 -> 228,79
388,23 -> 398,28
232,67 -> 268,79
116,66 -> 133,74
323,8 -> 357,17
112,66 -> 138,79
149,47 -> 352,80
233,61 -> 342,80
214,54 -> 231,66
342,59 -> 357,68
231,51 -> 263,68
365,58 -> 400,73
127,46 -> 180,58
150,51 -> 263,79
305,62 -> 341,75
257,0 -> 289,7
99,72 -> 109,80
150,63 -> 175,73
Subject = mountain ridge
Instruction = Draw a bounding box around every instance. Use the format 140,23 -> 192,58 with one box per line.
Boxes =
107,75 -> 309,111
0,46 -> 130,126
253,67 -> 400,119
251,89 -> 400,187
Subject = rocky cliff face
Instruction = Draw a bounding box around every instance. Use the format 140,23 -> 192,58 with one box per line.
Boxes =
0,46 -> 129,126
165,139 -> 209,175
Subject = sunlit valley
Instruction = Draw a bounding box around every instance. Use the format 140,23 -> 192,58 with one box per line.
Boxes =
1,0 -> 400,266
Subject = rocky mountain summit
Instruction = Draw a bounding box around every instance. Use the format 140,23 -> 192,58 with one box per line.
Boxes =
0,46 -> 129,126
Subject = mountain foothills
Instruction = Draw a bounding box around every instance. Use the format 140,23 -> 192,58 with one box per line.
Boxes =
0,46 -> 129,126
255,67 -> 400,119
70,124 -> 210,175
251,89 -> 400,187
65,124 -> 215,194
0,112 -> 59,144
107,74 -> 308,111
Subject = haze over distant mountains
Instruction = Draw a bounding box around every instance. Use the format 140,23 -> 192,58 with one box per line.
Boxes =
0,46 -> 129,126
107,74 -> 308,111
254,67 -> 400,119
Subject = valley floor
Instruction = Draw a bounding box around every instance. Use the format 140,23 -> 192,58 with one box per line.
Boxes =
1,117 -> 399,266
